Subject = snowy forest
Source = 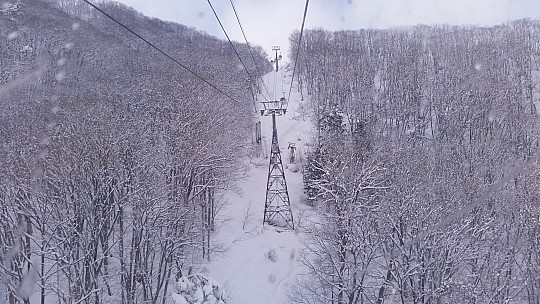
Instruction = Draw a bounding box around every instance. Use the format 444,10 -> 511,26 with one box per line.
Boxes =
293,22 -> 540,303
1,1 -> 270,303
3,0 -> 540,304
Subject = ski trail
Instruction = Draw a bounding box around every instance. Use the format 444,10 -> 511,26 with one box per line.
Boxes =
206,70 -> 311,304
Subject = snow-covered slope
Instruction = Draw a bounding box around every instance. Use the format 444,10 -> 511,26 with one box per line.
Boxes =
203,69 -> 313,304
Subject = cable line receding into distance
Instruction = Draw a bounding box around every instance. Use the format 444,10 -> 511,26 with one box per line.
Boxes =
228,0 -> 272,101
207,0 -> 264,110
80,0 -> 241,104
280,61 -> 284,97
287,0 -> 310,108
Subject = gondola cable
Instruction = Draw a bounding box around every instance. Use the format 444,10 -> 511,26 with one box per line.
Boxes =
228,0 -> 273,102
207,0 -> 267,109
286,0 -> 310,110
80,0 -> 242,104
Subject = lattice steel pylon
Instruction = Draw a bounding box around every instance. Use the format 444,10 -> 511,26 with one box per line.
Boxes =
260,98 -> 294,230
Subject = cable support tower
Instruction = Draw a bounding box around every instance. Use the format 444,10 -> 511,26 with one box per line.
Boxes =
80,0 -> 242,104
207,0 -> 268,111
270,46 -> 283,101
260,97 -> 294,230
228,0 -> 272,101
286,0 -> 310,111
271,46 -> 283,73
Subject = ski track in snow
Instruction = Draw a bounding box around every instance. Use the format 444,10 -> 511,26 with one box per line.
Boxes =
205,72 -> 312,304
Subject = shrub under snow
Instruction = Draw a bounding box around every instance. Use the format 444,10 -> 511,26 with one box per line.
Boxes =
171,273 -> 226,304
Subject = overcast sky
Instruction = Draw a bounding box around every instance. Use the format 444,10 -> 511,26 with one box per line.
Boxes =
113,0 -> 540,60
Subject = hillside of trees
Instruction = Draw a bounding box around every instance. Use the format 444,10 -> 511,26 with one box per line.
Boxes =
293,21 -> 540,303
5,1 -> 540,304
0,1 -> 271,303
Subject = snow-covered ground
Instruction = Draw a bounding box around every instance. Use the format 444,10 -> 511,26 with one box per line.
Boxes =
201,70 -> 313,304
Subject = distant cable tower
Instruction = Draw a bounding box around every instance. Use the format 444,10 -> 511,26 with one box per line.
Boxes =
270,46 -> 282,72
260,97 -> 294,230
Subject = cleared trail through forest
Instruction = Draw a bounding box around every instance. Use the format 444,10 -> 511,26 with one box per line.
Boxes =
204,71 -> 312,304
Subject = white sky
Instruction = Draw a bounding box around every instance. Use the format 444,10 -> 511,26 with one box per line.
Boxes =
113,0 -> 540,60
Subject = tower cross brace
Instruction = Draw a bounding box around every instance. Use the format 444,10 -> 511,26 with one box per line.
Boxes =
261,100 -> 294,230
